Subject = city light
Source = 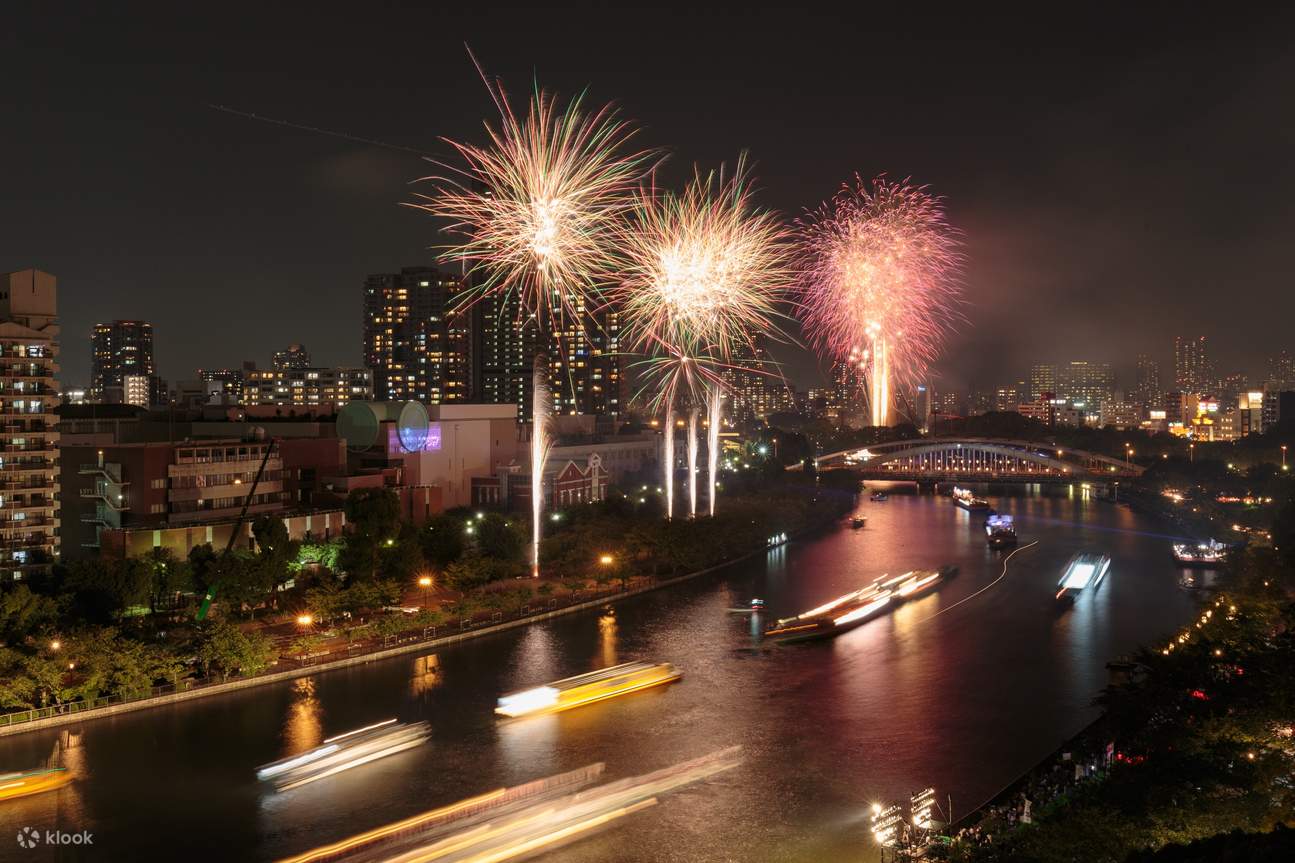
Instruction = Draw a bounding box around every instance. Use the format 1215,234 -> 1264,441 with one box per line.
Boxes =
417,576 -> 432,588
296,614 -> 313,627
599,554 -> 615,566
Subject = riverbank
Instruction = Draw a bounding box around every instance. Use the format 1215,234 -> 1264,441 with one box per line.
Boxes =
0,507 -> 844,739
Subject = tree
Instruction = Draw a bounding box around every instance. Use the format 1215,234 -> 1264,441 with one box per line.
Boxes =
0,584 -> 57,643
195,621 -> 275,680
380,522 -> 425,583
65,557 -> 151,623
474,513 -> 525,562
421,514 -> 465,567
252,515 -> 300,596
144,547 -> 194,613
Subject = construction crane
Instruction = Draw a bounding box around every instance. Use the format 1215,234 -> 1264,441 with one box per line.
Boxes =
195,437 -> 278,622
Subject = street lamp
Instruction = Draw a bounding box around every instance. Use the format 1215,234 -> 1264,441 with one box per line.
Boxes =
296,614 -> 313,627
49,639 -> 61,652
418,575 -> 433,609
599,554 -> 614,567
1283,445 -> 1288,471
1189,443 -> 1195,463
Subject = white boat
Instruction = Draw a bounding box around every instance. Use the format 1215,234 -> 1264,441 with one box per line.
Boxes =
1055,553 -> 1110,602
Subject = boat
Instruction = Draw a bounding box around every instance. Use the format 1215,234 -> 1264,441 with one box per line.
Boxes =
850,516 -> 867,529
765,566 -> 957,644
767,532 -> 789,548
727,598 -> 766,613
0,767 -> 72,802
953,487 -> 990,511
495,661 -> 681,718
870,492 -> 889,502
1172,538 -> 1228,567
1055,553 -> 1111,602
985,514 -> 1017,547
764,592 -> 892,644
256,719 -> 431,791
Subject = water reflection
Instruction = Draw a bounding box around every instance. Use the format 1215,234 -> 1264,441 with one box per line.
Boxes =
282,678 -> 322,755
598,611 -> 618,668
409,653 -> 441,697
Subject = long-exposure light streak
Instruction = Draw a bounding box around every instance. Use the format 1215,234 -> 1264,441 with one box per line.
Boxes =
706,388 -> 721,516
687,406 -> 700,517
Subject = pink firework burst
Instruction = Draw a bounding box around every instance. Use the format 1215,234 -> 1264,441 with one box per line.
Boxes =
795,176 -> 963,424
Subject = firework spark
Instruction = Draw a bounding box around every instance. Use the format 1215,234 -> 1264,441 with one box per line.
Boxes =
796,176 -> 962,426
615,157 -> 792,515
412,81 -> 654,325
414,67 -> 653,565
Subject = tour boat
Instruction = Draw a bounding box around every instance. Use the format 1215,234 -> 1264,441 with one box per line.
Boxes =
850,516 -> 867,529
728,598 -> 766,614
763,592 -> 892,644
1055,553 -> 1111,602
256,719 -> 431,791
953,487 -> 990,511
1172,538 -> 1228,567
0,767 -> 71,802
495,661 -> 682,718
869,492 -> 889,502
985,514 -> 1018,547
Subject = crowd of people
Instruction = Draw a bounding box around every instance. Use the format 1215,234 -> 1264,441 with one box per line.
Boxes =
948,740 -> 1111,852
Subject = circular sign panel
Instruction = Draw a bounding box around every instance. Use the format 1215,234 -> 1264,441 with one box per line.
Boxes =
397,400 -> 430,453
337,401 -> 380,453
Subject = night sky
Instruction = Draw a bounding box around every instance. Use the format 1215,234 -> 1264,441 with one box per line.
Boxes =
5,4 -> 1294,393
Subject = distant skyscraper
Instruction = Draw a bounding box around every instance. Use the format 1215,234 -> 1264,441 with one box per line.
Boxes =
1134,353 -> 1161,411
363,267 -> 472,404
1057,361 -> 1114,414
1268,350 -> 1295,389
273,343 -> 312,370
1,269 -> 60,580
91,319 -> 155,399
1029,364 -> 1056,401
721,336 -> 791,424
242,366 -> 372,407
199,366 -> 248,397
994,382 -> 1022,412
1174,335 -> 1210,393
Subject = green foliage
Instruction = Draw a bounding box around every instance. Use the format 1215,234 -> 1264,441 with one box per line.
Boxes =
64,557 -> 152,622
473,513 -> 525,562
0,584 -> 57,643
195,620 -> 275,679
252,515 -> 301,593
144,547 -> 194,613
295,538 -> 344,571
421,514 -> 465,567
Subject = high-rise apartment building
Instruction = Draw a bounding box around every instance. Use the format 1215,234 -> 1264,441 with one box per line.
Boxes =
363,267 -> 472,405
1133,353 -> 1161,411
273,343 -> 312,370
1268,350 -> 1295,389
1057,361 -> 1114,415
1029,364 -> 1056,401
1174,335 -> 1210,393
242,366 -> 373,407
91,319 -> 155,399
1,270 -> 61,580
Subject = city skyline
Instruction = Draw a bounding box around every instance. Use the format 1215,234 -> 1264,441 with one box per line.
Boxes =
5,6 -> 1294,392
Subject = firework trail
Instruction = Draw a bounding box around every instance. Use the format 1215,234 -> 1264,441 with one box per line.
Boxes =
413,62 -> 653,565
531,353 -> 552,577
706,388 -> 722,516
614,157 -> 792,516
795,176 -> 962,426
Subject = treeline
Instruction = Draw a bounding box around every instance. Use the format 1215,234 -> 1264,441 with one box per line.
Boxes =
0,474 -> 844,714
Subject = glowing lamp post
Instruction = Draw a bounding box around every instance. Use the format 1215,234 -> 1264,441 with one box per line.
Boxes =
296,614 -> 313,628
418,575 -> 433,609
1283,444 -> 1288,471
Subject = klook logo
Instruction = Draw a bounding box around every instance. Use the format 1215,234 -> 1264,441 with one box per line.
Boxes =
15,827 -> 93,849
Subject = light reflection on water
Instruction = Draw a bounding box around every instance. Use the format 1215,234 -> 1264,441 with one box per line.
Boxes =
0,490 -> 1202,862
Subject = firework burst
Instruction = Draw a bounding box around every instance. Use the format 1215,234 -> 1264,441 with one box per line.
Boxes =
615,157 -> 792,515
616,157 -> 792,408
411,79 -> 655,324
413,66 -> 653,569
796,176 -> 962,425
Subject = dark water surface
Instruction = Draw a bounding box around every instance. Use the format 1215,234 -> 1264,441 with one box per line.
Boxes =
0,488 -> 1203,862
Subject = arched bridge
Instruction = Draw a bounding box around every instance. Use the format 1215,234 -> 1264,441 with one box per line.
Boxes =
811,437 -> 1144,482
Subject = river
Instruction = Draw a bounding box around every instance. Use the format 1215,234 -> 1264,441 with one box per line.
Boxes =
0,486 -> 1205,862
